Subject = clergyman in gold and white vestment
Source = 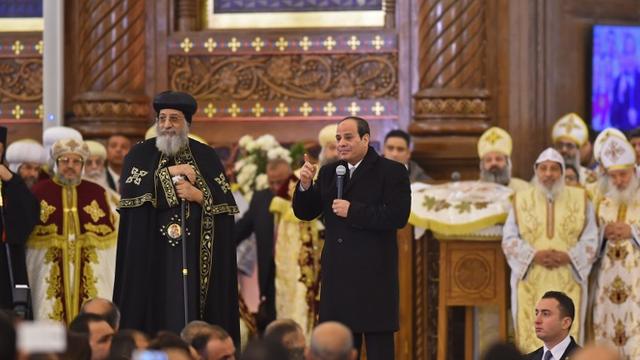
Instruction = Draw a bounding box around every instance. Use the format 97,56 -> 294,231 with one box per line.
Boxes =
502,147 -> 598,352
592,134 -> 640,359
478,126 -> 531,193
551,113 -> 598,185
585,128 -> 628,204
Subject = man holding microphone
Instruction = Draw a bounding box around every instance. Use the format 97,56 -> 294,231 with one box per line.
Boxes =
293,116 -> 411,359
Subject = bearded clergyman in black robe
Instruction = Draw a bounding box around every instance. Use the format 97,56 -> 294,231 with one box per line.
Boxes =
113,91 -> 239,341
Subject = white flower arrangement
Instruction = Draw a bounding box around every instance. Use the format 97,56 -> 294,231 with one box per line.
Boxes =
234,134 -> 291,199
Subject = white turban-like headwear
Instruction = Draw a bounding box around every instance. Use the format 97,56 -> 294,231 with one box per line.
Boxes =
5,139 -> 46,172
534,147 -> 565,173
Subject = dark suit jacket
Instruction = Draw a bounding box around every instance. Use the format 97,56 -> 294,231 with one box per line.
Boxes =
292,146 -> 411,332
105,166 -> 117,192
234,189 -> 276,320
524,337 -> 580,360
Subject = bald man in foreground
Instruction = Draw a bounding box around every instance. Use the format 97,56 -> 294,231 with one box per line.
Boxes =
307,322 -> 356,360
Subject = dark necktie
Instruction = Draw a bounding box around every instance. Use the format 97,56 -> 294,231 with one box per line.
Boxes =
543,350 -> 553,360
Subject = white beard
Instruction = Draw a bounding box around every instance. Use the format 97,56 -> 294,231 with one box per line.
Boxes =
532,176 -> 565,201
607,176 -> 640,206
83,170 -> 107,188
156,124 -> 189,156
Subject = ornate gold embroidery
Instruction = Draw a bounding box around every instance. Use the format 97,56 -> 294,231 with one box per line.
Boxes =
614,319 -> 629,346
606,243 -> 629,262
44,247 -> 64,322
80,248 -> 99,303
157,166 -> 179,207
606,276 -> 631,305
84,223 -> 113,236
34,224 -> 58,236
174,146 -> 216,317
40,199 -> 56,223
125,166 -> 149,185
119,193 -> 156,208
214,173 -> 232,194
558,200 -> 583,242
83,200 -> 106,222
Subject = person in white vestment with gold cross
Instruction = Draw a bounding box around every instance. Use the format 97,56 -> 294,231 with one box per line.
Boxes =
477,126 -> 531,193
502,147 -> 598,353
551,113 -> 598,185
586,128 -> 628,204
592,134 -> 640,360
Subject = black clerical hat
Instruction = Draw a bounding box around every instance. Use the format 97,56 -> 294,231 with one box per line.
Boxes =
153,91 -> 198,123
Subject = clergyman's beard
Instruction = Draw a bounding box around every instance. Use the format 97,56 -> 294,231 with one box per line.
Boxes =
156,125 -> 189,156
563,152 -> 580,170
56,172 -> 81,186
607,176 -> 639,206
532,176 -> 565,201
23,176 -> 37,189
84,169 -> 107,187
479,163 -> 511,186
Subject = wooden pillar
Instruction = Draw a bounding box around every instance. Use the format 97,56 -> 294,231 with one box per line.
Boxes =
67,0 -> 150,139
176,0 -> 198,32
410,0 -> 492,180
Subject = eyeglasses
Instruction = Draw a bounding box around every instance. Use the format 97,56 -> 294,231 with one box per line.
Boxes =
57,157 -> 83,166
157,114 -> 185,125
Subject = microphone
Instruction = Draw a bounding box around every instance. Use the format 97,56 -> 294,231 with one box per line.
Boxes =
450,171 -> 461,182
336,165 -> 346,199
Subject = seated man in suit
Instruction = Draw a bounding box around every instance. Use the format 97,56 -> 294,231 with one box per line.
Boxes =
526,291 -> 580,360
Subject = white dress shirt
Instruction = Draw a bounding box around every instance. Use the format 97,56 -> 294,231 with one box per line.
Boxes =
542,334 -> 572,360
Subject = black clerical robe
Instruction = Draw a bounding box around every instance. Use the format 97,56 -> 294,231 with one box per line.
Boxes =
114,138 -> 239,340
0,174 -> 39,309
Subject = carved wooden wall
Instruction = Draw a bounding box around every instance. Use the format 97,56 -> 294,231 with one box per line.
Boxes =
65,0 -> 150,140
410,0 -> 509,181
164,30 -> 399,145
0,32 -> 43,141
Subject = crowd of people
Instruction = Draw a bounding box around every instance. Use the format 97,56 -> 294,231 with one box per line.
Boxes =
0,91 -> 414,360
3,86 -> 640,360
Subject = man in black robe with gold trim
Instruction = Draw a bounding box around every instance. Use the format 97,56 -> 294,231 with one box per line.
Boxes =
114,91 -> 239,341
0,127 -> 40,311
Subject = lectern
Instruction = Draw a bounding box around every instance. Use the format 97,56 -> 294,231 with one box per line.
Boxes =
436,235 -> 508,360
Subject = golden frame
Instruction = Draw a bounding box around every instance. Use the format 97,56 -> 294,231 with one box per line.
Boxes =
205,0 -> 384,29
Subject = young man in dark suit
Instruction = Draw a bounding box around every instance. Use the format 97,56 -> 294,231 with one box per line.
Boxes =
293,116 -> 411,359
525,291 -> 580,360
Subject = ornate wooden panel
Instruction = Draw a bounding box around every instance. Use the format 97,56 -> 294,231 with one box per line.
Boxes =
166,31 -> 398,124
66,0 -> 149,139
0,32 -> 43,139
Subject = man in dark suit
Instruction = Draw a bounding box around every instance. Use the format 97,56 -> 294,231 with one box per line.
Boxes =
382,129 -> 431,183
235,158 -> 293,331
525,291 -> 580,360
293,116 -> 411,359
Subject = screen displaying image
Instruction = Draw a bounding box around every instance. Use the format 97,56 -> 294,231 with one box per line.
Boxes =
592,25 -> 640,131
